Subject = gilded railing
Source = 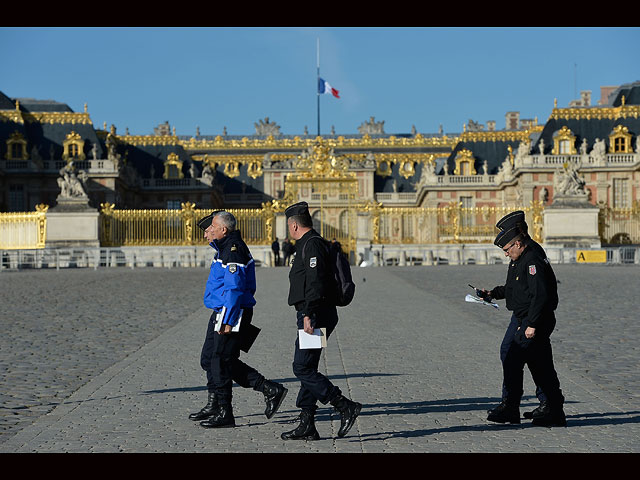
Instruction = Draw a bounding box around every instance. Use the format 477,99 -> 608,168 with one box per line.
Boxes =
0,204 -> 48,249
368,201 -> 544,244
99,202 -> 274,247
598,200 -> 640,244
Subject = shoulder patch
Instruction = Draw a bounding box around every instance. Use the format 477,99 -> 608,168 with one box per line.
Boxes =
529,265 -> 536,275
309,257 -> 317,268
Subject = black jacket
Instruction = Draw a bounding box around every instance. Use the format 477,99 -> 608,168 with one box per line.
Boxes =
490,240 -> 558,331
288,229 -> 337,317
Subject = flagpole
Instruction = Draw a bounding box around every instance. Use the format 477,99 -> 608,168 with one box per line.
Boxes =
316,38 -> 320,137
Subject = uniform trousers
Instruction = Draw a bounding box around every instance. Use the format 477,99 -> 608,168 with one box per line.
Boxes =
200,308 -> 265,405
292,305 -> 341,414
500,314 -> 546,403
502,317 -> 563,409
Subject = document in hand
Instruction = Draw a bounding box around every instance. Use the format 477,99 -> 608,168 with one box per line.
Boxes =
298,328 -> 327,349
214,307 -> 243,332
465,293 -> 499,310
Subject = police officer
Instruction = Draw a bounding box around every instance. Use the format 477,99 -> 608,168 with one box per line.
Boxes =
483,211 -> 548,420
281,201 -> 361,440
189,210 -> 287,428
483,211 -> 566,427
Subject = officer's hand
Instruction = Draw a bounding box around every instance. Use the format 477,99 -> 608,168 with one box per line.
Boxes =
218,324 -> 232,335
303,316 -> 314,334
525,326 -> 536,339
477,288 -> 492,302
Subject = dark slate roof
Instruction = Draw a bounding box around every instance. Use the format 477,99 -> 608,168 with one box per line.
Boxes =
0,91 -> 15,110
14,97 -> 74,113
534,116 -> 640,155
607,81 -> 640,107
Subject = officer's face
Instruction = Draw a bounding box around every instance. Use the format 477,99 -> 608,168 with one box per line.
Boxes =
204,216 -> 227,242
287,218 -> 299,240
503,240 -> 524,260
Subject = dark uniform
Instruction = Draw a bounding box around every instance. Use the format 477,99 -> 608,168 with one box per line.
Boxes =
282,201 -> 361,440
487,213 -> 566,427
189,212 -> 287,428
493,213 -> 547,411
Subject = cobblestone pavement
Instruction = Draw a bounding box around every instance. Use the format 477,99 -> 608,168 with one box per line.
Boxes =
1,264 -> 638,452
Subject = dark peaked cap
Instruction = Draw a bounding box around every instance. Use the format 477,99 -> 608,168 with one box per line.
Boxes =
496,210 -> 527,231
494,225 -> 522,248
197,211 -> 221,231
285,201 -> 310,219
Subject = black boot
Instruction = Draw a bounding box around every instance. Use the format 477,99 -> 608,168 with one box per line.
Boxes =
487,399 -> 507,415
199,404 -> 236,428
523,400 -> 549,419
281,410 -> 320,440
262,380 -> 288,419
188,391 -> 218,421
531,407 -> 567,427
330,395 -> 362,438
487,401 -> 520,424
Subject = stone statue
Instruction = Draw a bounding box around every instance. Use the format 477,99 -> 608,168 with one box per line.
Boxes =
189,161 -> 197,179
538,139 -> 545,155
254,117 -> 281,136
57,164 -> 88,200
201,163 -> 216,186
358,117 -> 385,135
580,138 -> 588,155
539,187 -> 548,203
592,138 -> 606,164
515,140 -> 530,164
91,143 -> 98,160
553,160 -> 586,197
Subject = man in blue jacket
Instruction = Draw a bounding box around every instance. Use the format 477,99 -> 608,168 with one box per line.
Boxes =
189,210 -> 287,428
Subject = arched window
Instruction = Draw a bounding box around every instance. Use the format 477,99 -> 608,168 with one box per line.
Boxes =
552,126 -> 577,155
608,125 -> 632,153
5,131 -> 28,160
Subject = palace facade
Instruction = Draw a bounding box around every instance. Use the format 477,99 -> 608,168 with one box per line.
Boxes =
1,81 -> 639,253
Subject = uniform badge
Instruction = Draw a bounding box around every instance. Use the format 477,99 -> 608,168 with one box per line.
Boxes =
228,263 -> 237,273
529,265 -> 536,275
310,257 -> 317,268
230,245 -> 237,252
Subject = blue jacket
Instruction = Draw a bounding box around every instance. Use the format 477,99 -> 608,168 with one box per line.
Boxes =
203,230 -> 256,327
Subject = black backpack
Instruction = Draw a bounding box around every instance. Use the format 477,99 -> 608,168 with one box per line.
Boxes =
302,236 -> 356,307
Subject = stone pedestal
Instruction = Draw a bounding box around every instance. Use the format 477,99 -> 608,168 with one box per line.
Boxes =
543,195 -> 601,248
46,201 -> 100,247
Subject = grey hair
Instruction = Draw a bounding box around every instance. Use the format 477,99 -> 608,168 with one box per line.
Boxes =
214,211 -> 236,231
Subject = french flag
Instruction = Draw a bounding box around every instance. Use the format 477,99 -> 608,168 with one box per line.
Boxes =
318,77 -> 340,98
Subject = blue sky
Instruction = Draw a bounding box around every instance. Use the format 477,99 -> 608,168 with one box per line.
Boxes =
1,27 -> 639,137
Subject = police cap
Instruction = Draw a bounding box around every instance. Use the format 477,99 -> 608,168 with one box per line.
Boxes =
494,225 -> 522,248
496,210 -> 526,231
285,201 -> 310,219
196,211 -> 221,231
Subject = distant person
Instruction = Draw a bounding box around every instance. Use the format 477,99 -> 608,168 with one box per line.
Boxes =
272,237 -> 281,266
189,211 -> 287,428
282,238 -> 294,267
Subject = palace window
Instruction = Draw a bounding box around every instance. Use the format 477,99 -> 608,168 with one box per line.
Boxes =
5,131 -> 28,160
62,131 -> 86,162
9,184 -> 25,212
552,126 -> 577,155
613,178 -> 629,208
453,149 -> 476,175
460,196 -> 473,227
608,125 -> 632,154
163,153 -> 184,179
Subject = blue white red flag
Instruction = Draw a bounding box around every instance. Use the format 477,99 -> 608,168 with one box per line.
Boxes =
318,78 -> 340,98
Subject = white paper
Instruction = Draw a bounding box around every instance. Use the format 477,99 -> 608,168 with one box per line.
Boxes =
298,328 -> 327,349
465,294 -> 499,310
214,307 -> 243,332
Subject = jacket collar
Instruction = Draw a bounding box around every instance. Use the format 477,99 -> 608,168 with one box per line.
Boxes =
211,229 -> 242,251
